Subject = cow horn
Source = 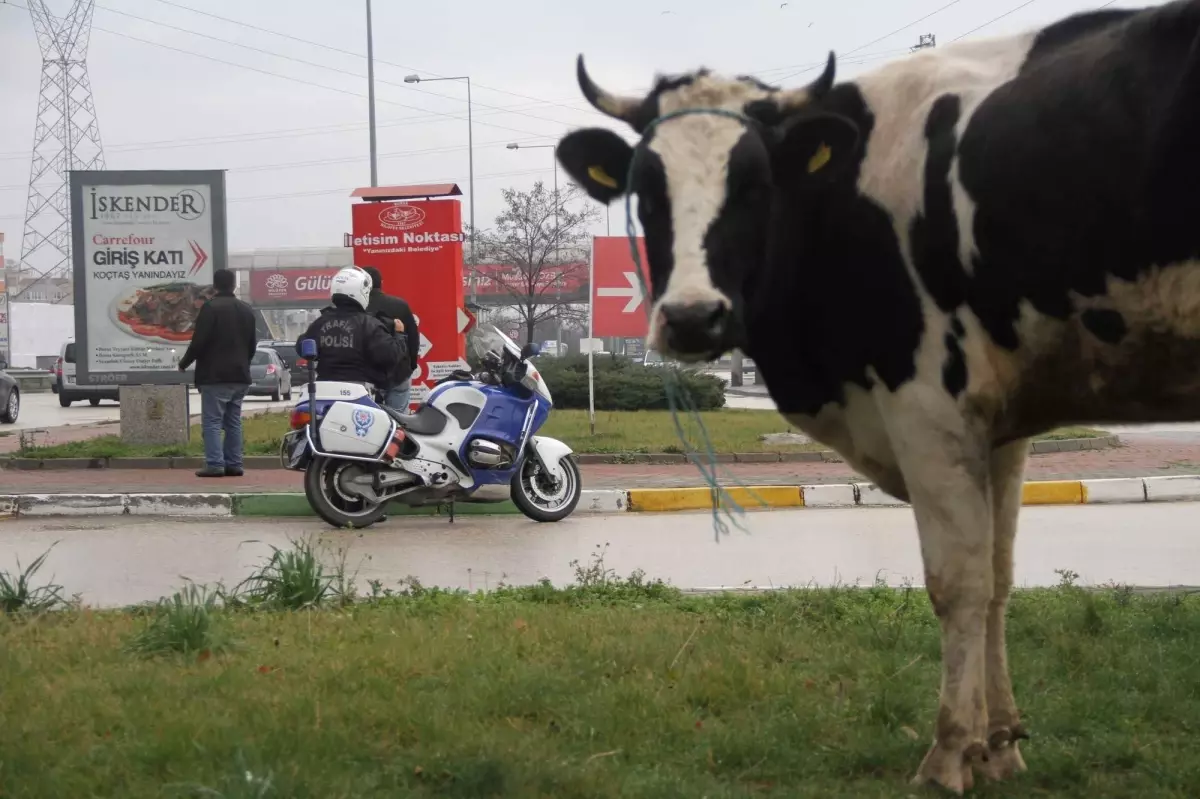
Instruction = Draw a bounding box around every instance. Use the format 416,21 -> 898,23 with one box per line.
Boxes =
773,51 -> 837,111
577,55 -> 641,126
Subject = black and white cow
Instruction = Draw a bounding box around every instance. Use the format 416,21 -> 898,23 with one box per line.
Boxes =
556,0 -> 1200,793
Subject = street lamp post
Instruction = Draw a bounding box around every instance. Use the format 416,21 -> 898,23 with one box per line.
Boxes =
506,142 -> 563,352
405,74 -> 475,302
365,0 -> 378,186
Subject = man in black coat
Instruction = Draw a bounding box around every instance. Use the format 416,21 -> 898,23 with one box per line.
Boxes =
295,265 -> 405,391
178,268 -> 257,478
361,266 -> 420,411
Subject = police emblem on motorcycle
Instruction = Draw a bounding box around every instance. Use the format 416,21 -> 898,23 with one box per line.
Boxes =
351,408 -> 374,437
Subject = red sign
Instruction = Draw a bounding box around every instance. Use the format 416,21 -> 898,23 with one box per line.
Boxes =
249,268 -> 340,306
350,199 -> 466,407
467,262 -> 588,296
591,236 -> 651,338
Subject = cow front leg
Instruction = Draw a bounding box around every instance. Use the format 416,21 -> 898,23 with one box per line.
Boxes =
977,438 -> 1029,782
893,433 -> 994,794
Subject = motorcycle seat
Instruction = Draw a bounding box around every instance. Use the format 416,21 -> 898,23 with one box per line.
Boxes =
381,403 -> 448,436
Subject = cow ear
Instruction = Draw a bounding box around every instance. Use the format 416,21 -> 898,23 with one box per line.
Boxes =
772,112 -> 860,186
556,128 -> 634,203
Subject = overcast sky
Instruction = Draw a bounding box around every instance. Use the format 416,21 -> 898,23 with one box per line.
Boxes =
0,0 -> 1147,261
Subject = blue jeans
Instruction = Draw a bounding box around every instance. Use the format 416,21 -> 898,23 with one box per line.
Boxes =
384,379 -> 411,412
199,383 -> 248,469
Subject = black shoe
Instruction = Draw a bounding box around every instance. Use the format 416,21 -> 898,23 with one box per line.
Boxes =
195,467 -> 225,478
225,467 -> 244,477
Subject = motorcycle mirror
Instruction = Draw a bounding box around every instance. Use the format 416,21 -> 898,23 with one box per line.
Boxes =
521,343 -> 540,359
299,338 -> 318,358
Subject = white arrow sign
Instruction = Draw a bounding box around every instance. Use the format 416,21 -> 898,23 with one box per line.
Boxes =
418,332 -> 433,359
457,307 -> 473,333
596,271 -> 645,313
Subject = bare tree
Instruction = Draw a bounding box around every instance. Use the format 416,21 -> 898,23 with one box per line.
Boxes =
471,181 -> 599,346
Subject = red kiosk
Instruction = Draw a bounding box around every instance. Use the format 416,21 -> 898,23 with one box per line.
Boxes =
346,183 -> 476,409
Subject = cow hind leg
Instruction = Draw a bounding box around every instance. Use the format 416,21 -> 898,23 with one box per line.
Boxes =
977,438 -> 1029,783
887,418 -> 994,795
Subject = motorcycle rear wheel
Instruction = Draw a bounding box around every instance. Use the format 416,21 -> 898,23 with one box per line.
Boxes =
304,456 -> 390,529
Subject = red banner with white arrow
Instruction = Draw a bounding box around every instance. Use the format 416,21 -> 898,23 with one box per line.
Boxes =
591,236 -> 651,338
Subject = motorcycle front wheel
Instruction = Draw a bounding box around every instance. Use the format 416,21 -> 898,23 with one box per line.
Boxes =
510,454 -> 582,523
303,456 -> 390,529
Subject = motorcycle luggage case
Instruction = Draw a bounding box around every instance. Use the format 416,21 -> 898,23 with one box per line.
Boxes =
317,401 -> 393,457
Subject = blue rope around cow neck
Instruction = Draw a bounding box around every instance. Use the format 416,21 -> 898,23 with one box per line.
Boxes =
621,106 -> 769,541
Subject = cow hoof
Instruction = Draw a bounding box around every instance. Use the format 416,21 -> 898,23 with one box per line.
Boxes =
979,729 -> 1027,782
912,741 -> 984,795
978,742 -> 1026,781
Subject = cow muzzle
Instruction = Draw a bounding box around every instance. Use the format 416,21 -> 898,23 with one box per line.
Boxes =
656,299 -> 732,361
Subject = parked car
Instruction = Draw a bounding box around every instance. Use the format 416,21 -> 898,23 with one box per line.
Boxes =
249,347 -> 292,401
57,338 -> 120,407
642,349 -> 712,373
0,363 -> 19,424
258,340 -> 307,386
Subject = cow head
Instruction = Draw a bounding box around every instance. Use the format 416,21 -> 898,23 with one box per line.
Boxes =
556,53 -> 860,362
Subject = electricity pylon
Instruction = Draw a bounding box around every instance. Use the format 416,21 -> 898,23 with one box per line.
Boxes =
17,0 -> 106,302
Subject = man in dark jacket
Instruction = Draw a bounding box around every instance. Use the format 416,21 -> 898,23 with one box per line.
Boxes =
295,265 -> 405,391
361,266 -> 419,412
178,267 -> 257,478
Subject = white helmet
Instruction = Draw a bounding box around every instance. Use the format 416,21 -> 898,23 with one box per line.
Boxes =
330,266 -> 372,310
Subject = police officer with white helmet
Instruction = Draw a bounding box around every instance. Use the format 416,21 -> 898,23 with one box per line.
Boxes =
295,266 -> 407,392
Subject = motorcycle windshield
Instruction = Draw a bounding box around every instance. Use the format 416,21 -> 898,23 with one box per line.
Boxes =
490,326 -> 525,361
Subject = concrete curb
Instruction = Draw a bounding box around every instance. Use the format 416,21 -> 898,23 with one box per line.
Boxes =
0,435 -> 1121,470
0,475 -> 1195,518
624,476 -> 1179,512
1,493 -> 232,518
0,490 -> 629,519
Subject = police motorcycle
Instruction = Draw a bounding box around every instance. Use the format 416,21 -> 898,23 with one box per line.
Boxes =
280,326 -> 582,529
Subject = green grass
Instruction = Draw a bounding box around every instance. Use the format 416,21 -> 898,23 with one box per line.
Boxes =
124,582 -> 233,659
0,546 -> 1196,798
1035,426 -> 1110,441
19,409 -> 1108,459
0,542 -> 69,614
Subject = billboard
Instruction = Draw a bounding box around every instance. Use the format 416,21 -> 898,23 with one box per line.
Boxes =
70,170 -> 227,387
469,262 -> 588,297
249,267 -> 339,306
349,199 -> 467,406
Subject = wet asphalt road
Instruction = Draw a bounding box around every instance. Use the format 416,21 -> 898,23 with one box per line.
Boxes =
2,503 -> 1199,607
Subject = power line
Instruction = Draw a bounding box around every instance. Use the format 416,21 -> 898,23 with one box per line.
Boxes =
147,0 -> 591,115
773,0 -> 968,83
1,2 -> 558,142
752,47 -> 913,79
0,94 -> 578,161
0,135 -> 550,191
950,0 -> 1041,41
91,2 -> 596,129
227,166 -> 557,203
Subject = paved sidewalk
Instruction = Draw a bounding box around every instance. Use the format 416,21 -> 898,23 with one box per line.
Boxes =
0,402 -> 288,454
0,421 -> 120,453
4,434 -> 1200,493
